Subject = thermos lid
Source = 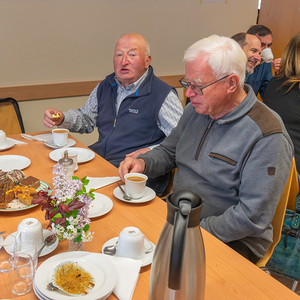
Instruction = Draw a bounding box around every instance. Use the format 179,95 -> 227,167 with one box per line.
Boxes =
166,190 -> 203,228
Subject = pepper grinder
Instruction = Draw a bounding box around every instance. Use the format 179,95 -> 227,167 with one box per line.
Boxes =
58,150 -> 75,181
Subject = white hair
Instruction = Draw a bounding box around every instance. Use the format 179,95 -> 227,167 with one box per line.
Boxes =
183,35 -> 247,86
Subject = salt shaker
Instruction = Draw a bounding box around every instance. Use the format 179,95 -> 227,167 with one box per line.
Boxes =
58,150 -> 75,180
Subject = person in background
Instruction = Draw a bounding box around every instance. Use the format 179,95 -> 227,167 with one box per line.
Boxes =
231,32 -> 262,76
264,31 -> 300,173
246,25 -> 281,99
43,33 -> 183,196
118,35 -> 293,263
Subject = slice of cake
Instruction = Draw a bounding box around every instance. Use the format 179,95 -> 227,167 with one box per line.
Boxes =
5,190 -> 15,202
0,189 -> 7,209
7,169 -> 25,184
0,170 -> 7,181
19,176 -> 40,189
14,185 -> 38,206
0,178 -> 14,191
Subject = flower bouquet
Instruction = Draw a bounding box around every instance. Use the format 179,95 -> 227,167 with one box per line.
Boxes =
33,164 -> 95,245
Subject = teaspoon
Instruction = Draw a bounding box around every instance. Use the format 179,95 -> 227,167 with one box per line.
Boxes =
117,183 -> 131,201
37,234 -> 57,257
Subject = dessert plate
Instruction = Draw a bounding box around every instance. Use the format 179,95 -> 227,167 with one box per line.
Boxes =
113,185 -> 155,203
45,138 -> 76,149
0,155 -> 31,172
102,237 -> 155,267
34,252 -> 117,300
88,192 -> 113,218
49,147 -> 95,163
0,180 -> 51,212
0,140 -> 15,151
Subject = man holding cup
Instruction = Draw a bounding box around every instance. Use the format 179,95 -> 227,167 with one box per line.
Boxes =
118,35 -> 293,263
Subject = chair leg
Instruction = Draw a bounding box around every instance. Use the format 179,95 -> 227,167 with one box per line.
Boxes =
291,281 -> 298,292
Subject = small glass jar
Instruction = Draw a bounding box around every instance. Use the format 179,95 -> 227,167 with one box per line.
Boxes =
58,150 -> 75,181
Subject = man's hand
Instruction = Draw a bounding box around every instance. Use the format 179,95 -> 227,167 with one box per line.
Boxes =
271,58 -> 281,74
43,108 -> 65,128
118,157 -> 146,182
126,147 -> 151,159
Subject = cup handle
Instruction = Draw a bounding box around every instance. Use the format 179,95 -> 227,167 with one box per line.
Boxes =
144,235 -> 154,254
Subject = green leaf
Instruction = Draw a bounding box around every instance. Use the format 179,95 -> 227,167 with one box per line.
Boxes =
72,209 -> 79,218
83,224 -> 90,232
74,235 -> 82,243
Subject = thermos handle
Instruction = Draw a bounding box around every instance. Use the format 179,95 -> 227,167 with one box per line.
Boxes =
168,200 -> 191,290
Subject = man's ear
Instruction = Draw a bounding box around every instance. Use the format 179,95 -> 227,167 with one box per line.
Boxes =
146,55 -> 152,68
227,74 -> 239,93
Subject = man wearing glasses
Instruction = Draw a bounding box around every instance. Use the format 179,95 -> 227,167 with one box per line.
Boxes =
118,35 -> 293,263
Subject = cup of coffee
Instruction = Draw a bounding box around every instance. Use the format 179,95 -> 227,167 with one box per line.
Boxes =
116,227 -> 145,260
124,173 -> 148,199
52,129 -> 69,147
261,48 -> 274,63
0,130 -> 8,147
16,218 -> 44,249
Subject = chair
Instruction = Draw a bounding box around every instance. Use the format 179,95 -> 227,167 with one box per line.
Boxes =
0,97 -> 25,134
160,168 -> 177,200
256,156 -> 299,289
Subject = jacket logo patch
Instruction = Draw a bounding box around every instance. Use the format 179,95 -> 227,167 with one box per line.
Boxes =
268,167 -> 276,175
129,108 -> 139,114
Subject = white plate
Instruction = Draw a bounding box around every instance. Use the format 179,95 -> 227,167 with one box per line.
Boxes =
102,237 -> 155,267
10,229 -> 58,257
0,140 -> 15,151
88,192 -> 113,218
49,147 -> 95,163
45,138 -> 76,149
113,185 -> 155,203
34,252 -> 117,300
0,180 -> 51,212
0,155 -> 31,172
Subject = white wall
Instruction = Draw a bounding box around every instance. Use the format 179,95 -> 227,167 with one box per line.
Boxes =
1,0 -> 258,145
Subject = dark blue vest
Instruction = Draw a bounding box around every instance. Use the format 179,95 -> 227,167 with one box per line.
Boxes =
89,66 -> 176,167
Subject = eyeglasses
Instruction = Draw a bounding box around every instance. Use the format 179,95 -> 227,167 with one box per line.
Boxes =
179,74 -> 230,95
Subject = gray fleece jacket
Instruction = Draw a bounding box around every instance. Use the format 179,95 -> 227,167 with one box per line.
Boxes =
140,85 -> 293,258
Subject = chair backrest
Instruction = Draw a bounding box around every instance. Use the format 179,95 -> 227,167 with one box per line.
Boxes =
160,168 -> 177,199
0,97 -> 25,134
256,156 -> 299,268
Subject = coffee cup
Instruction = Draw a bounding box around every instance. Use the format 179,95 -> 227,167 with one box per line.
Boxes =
61,149 -> 78,171
52,128 -> 69,147
16,218 -> 43,249
261,48 -> 274,63
116,227 -> 145,260
0,130 -> 8,147
124,173 -> 148,199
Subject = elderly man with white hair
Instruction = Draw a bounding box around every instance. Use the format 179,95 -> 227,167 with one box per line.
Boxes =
118,34 -> 293,263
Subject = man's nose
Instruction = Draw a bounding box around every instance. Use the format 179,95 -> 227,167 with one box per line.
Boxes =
121,54 -> 129,65
185,85 -> 197,97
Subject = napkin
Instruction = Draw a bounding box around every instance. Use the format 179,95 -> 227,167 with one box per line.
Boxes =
7,137 -> 27,145
105,255 -> 142,300
86,176 -> 120,191
34,133 -> 52,141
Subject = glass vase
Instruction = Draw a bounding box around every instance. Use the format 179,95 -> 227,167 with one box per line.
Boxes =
68,239 -> 84,251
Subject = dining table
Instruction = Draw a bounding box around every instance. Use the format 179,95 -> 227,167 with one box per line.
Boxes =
0,131 -> 299,300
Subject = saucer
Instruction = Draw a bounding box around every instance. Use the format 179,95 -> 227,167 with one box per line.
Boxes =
102,237 -> 155,267
113,185 -> 155,203
10,229 -> 59,257
0,140 -> 15,151
44,138 -> 76,149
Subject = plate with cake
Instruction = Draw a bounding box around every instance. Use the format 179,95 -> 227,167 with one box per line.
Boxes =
0,170 -> 51,212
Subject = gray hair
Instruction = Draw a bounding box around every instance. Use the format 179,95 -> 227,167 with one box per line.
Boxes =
183,35 -> 247,86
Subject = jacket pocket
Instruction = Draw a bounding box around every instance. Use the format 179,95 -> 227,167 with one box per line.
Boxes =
208,152 -> 237,166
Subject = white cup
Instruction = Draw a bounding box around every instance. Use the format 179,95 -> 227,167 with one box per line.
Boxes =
52,128 -> 69,147
261,48 -> 274,63
16,218 -> 44,250
61,149 -> 78,171
116,227 -> 145,260
0,130 -> 8,147
124,173 -> 148,199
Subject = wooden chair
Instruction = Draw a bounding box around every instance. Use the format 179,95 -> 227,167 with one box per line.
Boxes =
160,168 -> 177,200
0,97 -> 25,134
257,156 -> 299,269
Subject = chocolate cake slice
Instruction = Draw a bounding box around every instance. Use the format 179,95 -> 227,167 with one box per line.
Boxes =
19,176 -> 40,189
0,178 -> 14,191
0,189 -> 7,209
0,170 -> 7,181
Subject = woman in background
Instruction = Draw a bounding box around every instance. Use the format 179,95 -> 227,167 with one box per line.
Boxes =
264,32 -> 300,173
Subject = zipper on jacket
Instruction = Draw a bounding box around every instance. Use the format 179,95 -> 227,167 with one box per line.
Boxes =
195,119 -> 215,160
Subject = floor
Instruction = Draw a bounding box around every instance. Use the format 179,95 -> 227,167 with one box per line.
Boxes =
271,273 -> 300,296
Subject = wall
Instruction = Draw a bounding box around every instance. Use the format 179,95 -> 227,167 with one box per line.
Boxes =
0,0 -> 258,146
